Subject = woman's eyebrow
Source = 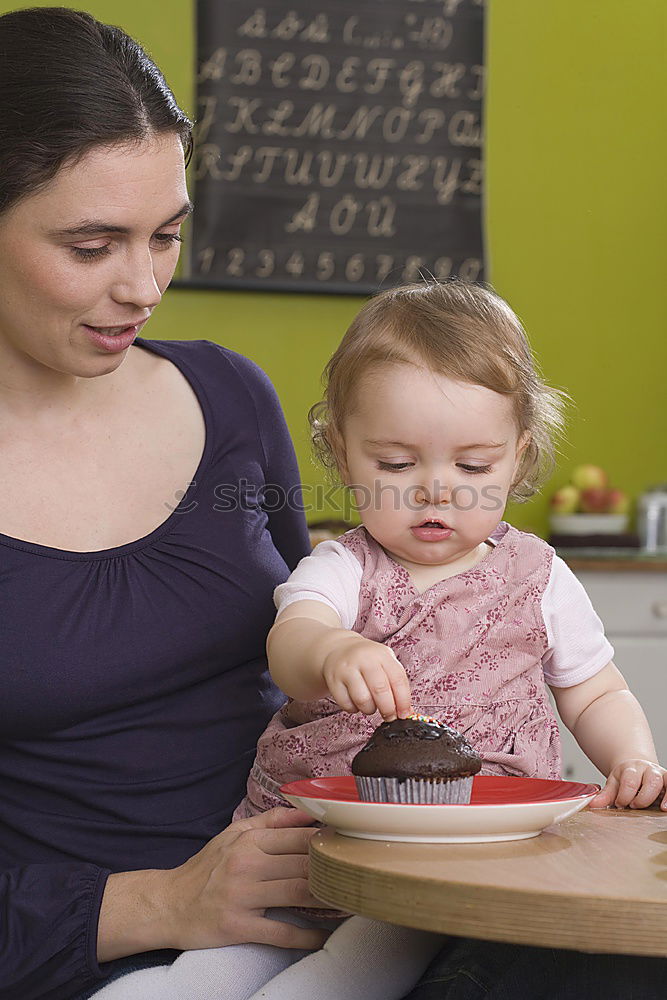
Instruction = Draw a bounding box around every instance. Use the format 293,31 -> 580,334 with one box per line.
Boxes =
47,200 -> 194,237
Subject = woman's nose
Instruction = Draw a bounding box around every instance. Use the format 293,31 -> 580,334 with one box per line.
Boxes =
111,249 -> 162,309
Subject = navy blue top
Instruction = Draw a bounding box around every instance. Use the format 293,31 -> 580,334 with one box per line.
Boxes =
0,338 -> 310,1000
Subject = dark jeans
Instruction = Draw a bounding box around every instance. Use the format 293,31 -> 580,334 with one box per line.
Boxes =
403,937 -> 667,1000
71,936 -> 667,999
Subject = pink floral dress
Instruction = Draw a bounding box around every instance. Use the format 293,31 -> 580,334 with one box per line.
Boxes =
235,522 -> 561,819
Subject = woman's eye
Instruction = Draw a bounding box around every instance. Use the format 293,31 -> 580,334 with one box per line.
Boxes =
152,233 -> 183,249
457,463 -> 492,474
69,233 -> 182,263
70,245 -> 111,262
377,461 -> 414,472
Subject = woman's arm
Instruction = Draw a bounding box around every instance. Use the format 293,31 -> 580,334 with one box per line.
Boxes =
97,807 -> 328,962
0,811 -> 324,999
229,352 -> 311,572
550,662 -> 667,808
0,860 -> 108,1000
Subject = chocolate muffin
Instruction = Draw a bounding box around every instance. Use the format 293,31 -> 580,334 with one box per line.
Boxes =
351,714 -> 482,803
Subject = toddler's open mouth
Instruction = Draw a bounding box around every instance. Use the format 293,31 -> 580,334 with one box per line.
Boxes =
411,518 -> 453,541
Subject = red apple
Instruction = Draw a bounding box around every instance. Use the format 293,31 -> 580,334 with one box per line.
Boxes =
571,465 -> 608,491
606,488 -> 630,515
579,487 -> 611,513
550,484 -> 580,514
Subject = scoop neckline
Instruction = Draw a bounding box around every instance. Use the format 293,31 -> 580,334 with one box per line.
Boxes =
0,337 -> 214,561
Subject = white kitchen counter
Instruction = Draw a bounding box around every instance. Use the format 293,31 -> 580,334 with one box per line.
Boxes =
553,553 -> 667,783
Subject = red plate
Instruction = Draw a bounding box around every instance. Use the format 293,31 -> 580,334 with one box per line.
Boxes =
281,775 -> 599,805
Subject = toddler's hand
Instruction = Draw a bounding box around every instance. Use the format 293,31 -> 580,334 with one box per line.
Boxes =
589,759 -> 667,810
321,636 -> 411,720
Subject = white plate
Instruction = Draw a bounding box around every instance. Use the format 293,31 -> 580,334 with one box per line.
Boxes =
550,513 -> 628,535
281,776 -> 599,843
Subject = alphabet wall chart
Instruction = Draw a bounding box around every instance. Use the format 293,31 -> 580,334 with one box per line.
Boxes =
187,0 -> 485,293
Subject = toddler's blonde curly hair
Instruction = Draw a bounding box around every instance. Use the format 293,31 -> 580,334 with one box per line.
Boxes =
309,280 -> 567,503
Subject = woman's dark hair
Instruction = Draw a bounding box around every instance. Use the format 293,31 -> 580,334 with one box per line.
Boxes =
0,6 -> 193,215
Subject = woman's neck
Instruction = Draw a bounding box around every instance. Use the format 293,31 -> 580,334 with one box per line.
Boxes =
0,340 -> 130,420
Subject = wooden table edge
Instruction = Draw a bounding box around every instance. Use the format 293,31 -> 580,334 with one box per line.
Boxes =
310,832 -> 667,957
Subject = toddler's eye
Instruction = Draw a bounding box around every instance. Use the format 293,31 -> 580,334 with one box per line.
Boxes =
377,461 -> 414,472
457,463 -> 492,474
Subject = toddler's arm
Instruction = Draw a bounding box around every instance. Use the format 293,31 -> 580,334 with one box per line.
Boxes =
267,601 -> 411,719
550,662 -> 667,809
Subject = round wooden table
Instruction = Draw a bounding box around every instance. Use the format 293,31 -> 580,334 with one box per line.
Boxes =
309,807 -> 667,956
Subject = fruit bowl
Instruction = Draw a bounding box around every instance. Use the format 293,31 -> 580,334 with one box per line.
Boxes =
550,513 -> 628,535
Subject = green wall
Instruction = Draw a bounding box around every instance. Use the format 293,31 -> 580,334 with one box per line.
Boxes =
4,0 -> 666,536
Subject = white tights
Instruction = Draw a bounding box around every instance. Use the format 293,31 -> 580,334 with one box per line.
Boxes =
91,909 -> 443,1000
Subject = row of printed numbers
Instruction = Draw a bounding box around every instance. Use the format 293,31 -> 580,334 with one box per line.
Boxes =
197,247 -> 482,283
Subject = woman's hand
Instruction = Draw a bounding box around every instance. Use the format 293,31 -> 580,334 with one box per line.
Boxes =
98,807 -> 329,961
321,635 -> 412,720
589,759 -> 667,809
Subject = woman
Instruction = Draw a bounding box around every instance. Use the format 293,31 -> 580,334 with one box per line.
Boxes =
0,8 -> 326,999
3,9 -> 664,1000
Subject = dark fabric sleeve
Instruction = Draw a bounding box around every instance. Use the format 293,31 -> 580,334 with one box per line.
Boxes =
0,863 -> 110,1000
227,353 -> 311,571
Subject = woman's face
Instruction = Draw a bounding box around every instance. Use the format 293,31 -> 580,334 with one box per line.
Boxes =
0,132 -> 190,379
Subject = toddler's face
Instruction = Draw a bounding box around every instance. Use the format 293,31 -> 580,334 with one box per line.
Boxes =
340,363 -> 527,573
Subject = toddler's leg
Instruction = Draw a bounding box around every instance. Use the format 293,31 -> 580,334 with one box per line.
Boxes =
247,915 -> 445,1000
90,911 -> 318,1000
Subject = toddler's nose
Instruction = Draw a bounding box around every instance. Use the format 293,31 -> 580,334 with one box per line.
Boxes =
415,482 -> 451,506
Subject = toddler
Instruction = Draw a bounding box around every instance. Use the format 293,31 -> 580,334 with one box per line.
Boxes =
99,281 -> 667,1000
234,280 -> 667,1000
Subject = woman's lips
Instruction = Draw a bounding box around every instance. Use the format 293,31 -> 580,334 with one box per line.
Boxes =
84,317 -> 147,333
87,324 -> 134,335
82,322 -> 142,353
